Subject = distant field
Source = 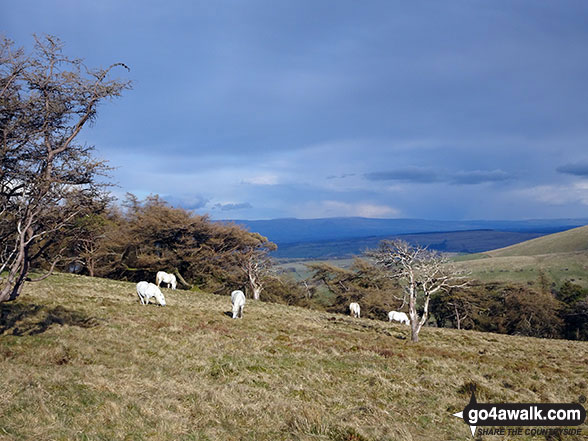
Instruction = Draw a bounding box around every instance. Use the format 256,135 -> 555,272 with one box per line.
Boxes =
1,273 -> 586,440
272,230 -> 547,259
276,258 -> 354,281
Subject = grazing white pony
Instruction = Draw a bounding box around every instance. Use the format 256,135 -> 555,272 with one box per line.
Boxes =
231,290 -> 246,319
349,302 -> 361,318
156,271 -> 177,290
388,311 -> 409,325
136,281 -> 166,306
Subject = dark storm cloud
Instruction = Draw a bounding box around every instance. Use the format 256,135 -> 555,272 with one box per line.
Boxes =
450,169 -> 512,185
4,1 -> 588,219
326,173 -> 356,180
364,168 -> 512,185
556,162 -> 588,177
364,168 -> 441,183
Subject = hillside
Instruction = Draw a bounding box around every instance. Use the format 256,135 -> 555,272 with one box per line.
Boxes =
1,274 -> 587,441
455,226 -> 588,288
487,225 -> 588,257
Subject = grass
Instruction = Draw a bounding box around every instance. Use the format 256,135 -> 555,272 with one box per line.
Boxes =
454,251 -> 588,289
1,273 -> 587,440
487,225 -> 588,257
453,225 -> 588,288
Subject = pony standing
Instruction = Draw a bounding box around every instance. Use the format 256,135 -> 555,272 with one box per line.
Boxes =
156,271 -> 177,290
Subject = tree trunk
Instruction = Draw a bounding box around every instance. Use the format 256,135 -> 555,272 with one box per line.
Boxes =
410,320 -> 419,342
0,227 -> 31,303
454,304 -> 461,330
251,286 -> 261,300
173,269 -> 192,289
248,271 -> 263,300
408,284 -> 419,342
0,271 -> 26,302
0,257 -> 28,303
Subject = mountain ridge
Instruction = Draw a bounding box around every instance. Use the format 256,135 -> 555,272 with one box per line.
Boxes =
225,217 -> 588,245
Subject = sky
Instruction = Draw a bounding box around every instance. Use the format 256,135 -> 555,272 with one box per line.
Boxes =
3,0 -> 588,220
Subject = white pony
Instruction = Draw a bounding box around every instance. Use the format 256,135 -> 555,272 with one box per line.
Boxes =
137,281 -> 166,306
231,290 -> 246,319
349,302 -> 361,318
156,271 -> 177,290
388,311 -> 410,325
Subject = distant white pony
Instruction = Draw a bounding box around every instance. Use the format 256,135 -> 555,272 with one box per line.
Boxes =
156,271 -> 177,290
349,302 -> 361,318
137,281 -> 166,306
388,311 -> 409,325
231,290 -> 246,319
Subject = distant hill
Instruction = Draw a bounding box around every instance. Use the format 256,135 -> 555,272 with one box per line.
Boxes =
487,224 -> 588,257
228,217 -> 588,245
223,217 -> 588,259
271,230 -> 547,259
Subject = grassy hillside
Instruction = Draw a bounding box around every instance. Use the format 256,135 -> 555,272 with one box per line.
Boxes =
487,225 -> 588,257
455,226 -> 588,288
454,251 -> 588,288
1,274 -> 587,441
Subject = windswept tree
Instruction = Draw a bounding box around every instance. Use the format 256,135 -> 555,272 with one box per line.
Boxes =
237,232 -> 276,300
367,240 -> 468,342
0,35 -> 130,302
306,258 -> 401,318
96,195 -> 279,295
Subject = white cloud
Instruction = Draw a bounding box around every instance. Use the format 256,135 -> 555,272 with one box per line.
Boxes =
301,200 -> 401,218
514,181 -> 588,206
242,174 -> 279,185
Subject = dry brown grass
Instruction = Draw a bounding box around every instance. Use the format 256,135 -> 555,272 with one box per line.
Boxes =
0,273 -> 587,440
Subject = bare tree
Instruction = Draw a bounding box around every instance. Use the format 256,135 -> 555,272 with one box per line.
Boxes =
239,233 -> 276,300
0,35 -> 130,302
367,240 -> 468,342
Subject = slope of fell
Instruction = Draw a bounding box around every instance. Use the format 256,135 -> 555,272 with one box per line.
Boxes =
0,273 -> 586,441
487,224 -> 588,257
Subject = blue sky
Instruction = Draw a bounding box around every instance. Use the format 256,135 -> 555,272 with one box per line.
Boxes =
3,0 -> 588,220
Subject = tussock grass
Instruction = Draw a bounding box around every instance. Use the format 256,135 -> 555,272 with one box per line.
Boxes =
0,273 -> 587,440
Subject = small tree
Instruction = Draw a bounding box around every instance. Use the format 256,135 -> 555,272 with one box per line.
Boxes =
0,35 -> 130,302
238,233 -> 276,300
367,240 -> 468,342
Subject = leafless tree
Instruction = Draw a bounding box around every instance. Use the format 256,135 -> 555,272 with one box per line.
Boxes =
0,35 -> 130,302
367,240 -> 468,342
239,233 -> 276,300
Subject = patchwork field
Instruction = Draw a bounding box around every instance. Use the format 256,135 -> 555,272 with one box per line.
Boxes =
0,273 -> 587,441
